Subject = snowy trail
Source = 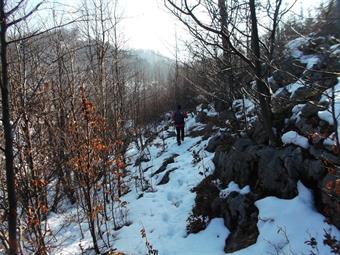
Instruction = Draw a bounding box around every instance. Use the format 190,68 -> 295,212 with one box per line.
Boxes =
116,123 -> 226,255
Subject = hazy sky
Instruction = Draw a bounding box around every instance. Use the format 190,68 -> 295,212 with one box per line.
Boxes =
120,0 -> 186,58
120,0 -> 324,58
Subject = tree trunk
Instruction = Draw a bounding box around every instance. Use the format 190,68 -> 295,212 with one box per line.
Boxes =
336,0 -> 340,36
268,0 -> 282,63
218,0 -> 235,102
249,0 -> 276,145
0,0 -> 18,253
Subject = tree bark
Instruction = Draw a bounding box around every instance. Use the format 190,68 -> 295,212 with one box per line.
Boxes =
0,0 -> 18,253
268,0 -> 282,63
336,0 -> 340,36
218,0 -> 235,102
249,0 -> 276,145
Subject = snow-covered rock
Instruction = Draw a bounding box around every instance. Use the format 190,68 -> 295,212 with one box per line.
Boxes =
318,78 -> 340,142
219,181 -> 250,199
281,131 -> 310,149
286,37 -> 309,58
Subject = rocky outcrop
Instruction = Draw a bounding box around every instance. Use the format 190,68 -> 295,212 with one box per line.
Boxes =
301,159 -> 326,184
321,173 -> 340,228
157,167 -> 177,185
272,36 -> 339,115
309,146 -> 340,165
187,175 -> 260,252
151,154 -> 179,177
212,137 -> 340,228
206,133 -> 235,153
191,175 -> 220,218
188,34 -> 340,254
251,121 -> 270,144
300,101 -> 326,118
213,138 -> 258,188
213,139 -> 305,199
256,146 -> 302,198
222,193 -> 259,253
272,59 -> 306,87
271,85 -> 294,114
186,176 -> 220,234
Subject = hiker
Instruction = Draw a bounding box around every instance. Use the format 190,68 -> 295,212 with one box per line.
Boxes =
172,105 -> 188,145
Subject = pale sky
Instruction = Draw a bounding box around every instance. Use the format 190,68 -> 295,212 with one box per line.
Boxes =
120,0 -> 187,59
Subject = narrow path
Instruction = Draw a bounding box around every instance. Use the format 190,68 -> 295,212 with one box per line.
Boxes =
115,115 -> 226,255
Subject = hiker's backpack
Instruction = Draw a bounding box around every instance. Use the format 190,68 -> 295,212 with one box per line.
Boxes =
174,111 -> 184,124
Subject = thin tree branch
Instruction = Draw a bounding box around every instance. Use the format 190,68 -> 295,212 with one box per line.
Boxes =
5,0 -> 25,17
7,2 -> 43,27
8,18 -> 85,44
165,0 -> 254,68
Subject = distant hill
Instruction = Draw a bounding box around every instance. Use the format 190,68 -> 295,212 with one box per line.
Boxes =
129,49 -> 173,65
127,49 -> 174,82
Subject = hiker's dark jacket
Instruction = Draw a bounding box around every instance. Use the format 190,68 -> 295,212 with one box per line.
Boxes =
172,111 -> 188,128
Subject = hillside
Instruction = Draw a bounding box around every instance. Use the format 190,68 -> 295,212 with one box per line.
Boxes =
1,0 -> 340,254
47,104 -> 339,255
43,33 -> 340,255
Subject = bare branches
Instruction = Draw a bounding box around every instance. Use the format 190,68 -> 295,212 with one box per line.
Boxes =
7,2 -> 43,27
8,18 -> 84,44
164,0 -> 279,143
5,0 -> 25,17
165,0 -> 253,67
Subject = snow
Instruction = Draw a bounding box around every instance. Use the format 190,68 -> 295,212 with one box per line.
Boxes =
237,182 -> 340,255
47,111 -> 339,255
267,76 -> 277,92
267,76 -> 274,84
300,55 -> 320,69
281,131 -> 310,149
47,210 -> 96,254
232,98 -> 255,114
220,181 -> 250,199
288,80 -> 305,98
286,36 -> 320,69
330,44 -> 340,57
324,135 -> 335,147
272,87 -> 285,97
232,98 -> 257,124
250,80 -> 257,90
318,78 -> 340,142
196,104 -> 203,112
286,37 -> 308,58
290,104 -> 305,123
272,80 -> 305,99
196,103 -> 218,117
203,103 -> 218,117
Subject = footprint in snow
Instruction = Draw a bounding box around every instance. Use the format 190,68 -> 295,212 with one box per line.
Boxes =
166,191 -> 174,202
172,200 -> 182,207
166,226 -> 175,237
166,191 -> 183,207
162,212 -> 169,222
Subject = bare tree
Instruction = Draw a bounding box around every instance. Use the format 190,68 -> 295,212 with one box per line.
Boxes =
0,0 -> 44,253
165,0 -> 279,144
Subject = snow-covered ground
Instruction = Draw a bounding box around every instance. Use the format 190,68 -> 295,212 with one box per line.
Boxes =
47,112 -> 339,255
